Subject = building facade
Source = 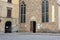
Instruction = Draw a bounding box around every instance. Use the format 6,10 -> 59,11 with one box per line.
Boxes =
0,0 -> 59,33
19,0 -> 59,33
0,0 -> 19,33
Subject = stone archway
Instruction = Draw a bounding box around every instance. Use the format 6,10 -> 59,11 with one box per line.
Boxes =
30,16 -> 37,33
5,21 -> 12,33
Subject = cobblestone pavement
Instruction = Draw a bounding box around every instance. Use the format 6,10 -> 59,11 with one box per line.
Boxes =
0,33 -> 60,40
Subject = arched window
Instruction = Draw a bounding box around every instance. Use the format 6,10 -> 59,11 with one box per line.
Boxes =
21,1 -> 26,23
42,0 -> 49,22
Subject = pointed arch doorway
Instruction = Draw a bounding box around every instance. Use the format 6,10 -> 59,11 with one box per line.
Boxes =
5,21 -> 12,33
30,21 -> 36,33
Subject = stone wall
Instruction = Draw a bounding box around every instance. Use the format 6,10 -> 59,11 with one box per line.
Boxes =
19,0 -> 58,33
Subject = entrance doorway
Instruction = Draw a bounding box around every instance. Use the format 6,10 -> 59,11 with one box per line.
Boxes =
5,21 -> 12,33
30,21 -> 36,33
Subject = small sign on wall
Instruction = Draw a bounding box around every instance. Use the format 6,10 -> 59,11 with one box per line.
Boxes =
37,24 -> 42,29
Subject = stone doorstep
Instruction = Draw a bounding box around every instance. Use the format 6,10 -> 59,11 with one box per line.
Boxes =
0,32 -> 60,36
19,32 -> 60,36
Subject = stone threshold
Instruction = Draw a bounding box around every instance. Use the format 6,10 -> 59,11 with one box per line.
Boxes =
0,32 -> 60,36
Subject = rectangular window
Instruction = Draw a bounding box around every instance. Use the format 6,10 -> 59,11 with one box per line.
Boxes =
42,1 -> 45,22
42,0 -> 49,23
46,1 -> 49,22
52,5 -> 55,22
21,6 -> 26,23
21,6 -> 23,23
7,7 -> 12,18
8,0 -> 12,3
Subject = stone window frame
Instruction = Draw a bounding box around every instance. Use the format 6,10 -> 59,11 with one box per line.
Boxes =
21,1 -> 26,23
